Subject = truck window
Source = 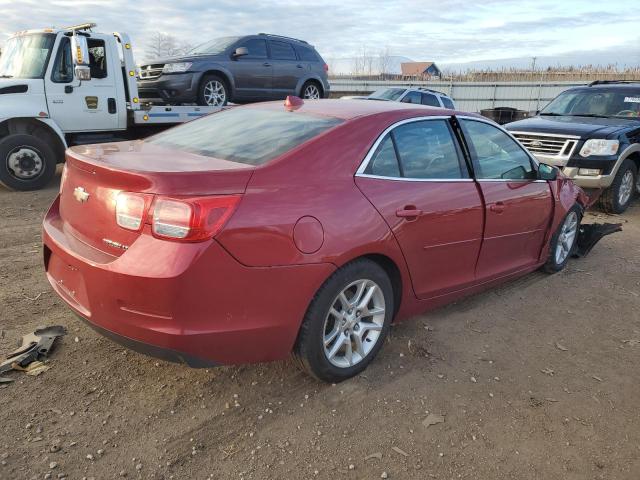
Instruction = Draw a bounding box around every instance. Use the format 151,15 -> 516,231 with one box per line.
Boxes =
51,37 -> 73,83
87,39 -> 107,79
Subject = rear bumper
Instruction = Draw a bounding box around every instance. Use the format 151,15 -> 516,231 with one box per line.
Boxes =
137,72 -> 202,103
43,196 -> 335,366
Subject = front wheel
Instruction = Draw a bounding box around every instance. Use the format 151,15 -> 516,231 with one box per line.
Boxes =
542,205 -> 581,273
294,259 -> 394,382
0,133 -> 58,191
598,159 -> 637,214
197,74 -> 228,107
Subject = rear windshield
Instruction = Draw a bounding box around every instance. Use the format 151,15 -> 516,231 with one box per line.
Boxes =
147,108 -> 342,166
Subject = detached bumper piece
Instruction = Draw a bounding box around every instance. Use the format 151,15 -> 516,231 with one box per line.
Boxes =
573,223 -> 622,258
0,326 -> 67,383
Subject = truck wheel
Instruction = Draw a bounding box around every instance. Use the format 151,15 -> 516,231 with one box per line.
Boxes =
542,205 -> 582,273
197,74 -> 228,107
0,134 -> 58,191
294,259 -> 394,383
598,159 -> 637,214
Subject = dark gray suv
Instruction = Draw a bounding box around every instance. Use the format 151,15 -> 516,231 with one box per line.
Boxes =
138,34 -> 330,106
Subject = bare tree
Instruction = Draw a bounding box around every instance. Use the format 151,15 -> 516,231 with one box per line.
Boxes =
377,46 -> 392,78
145,32 -> 194,60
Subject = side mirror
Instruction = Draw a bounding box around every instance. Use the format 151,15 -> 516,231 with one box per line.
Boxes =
538,163 -> 558,181
71,34 -> 91,81
233,47 -> 249,58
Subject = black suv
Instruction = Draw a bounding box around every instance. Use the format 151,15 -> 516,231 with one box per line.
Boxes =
138,34 -> 330,106
506,81 -> 640,213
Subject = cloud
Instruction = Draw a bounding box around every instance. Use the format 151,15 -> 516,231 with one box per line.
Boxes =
0,0 -> 638,65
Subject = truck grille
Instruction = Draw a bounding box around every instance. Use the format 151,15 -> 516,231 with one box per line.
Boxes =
138,64 -> 165,80
511,132 -> 579,158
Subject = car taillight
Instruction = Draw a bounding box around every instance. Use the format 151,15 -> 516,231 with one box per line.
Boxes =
323,63 -> 329,72
151,195 -> 240,242
116,192 -> 147,231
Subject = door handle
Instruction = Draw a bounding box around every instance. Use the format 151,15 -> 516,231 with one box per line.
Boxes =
396,206 -> 423,219
263,62 -> 272,67
490,202 -> 505,214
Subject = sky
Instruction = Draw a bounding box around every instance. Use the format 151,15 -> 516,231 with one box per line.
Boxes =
0,0 -> 638,67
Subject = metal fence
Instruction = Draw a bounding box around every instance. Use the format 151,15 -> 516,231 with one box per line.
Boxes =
329,79 -> 592,113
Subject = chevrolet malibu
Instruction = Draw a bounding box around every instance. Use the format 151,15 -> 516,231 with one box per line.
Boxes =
43,99 -> 588,382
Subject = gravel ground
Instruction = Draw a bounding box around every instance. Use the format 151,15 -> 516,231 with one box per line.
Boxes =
1,173 -> 639,480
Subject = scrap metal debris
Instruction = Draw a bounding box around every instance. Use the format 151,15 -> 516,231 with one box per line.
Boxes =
573,223 -> 622,257
0,326 -> 66,383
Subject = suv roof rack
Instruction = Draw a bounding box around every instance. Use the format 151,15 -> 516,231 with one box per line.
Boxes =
417,87 -> 446,96
258,33 -> 308,44
588,80 -> 640,86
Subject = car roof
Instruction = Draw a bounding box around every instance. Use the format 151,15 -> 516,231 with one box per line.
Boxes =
241,99 -> 469,121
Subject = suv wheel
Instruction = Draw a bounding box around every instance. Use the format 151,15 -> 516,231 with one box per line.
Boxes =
598,159 -> 637,214
294,259 -> 393,382
198,74 -> 228,107
301,81 -> 322,100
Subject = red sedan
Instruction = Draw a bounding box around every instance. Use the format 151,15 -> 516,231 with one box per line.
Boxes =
43,99 -> 588,382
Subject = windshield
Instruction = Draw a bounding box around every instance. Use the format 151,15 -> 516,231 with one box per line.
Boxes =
147,108 -> 343,166
0,33 -> 55,79
540,88 -> 640,118
369,88 -> 406,101
187,36 -> 240,56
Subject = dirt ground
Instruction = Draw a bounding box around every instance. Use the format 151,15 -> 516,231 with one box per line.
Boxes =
1,172 -> 639,480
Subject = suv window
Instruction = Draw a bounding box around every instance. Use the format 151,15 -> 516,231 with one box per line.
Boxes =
296,45 -> 320,62
401,91 -> 422,104
441,96 -> 455,109
270,41 -> 297,61
461,119 -> 536,180
237,39 -> 267,59
52,37 -> 73,83
147,108 -> 342,166
421,93 -> 440,107
364,120 -> 464,179
87,39 -> 107,79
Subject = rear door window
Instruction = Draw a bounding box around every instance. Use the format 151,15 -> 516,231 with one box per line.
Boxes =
365,135 -> 401,177
270,41 -> 297,60
147,108 -> 342,166
461,119 -> 536,180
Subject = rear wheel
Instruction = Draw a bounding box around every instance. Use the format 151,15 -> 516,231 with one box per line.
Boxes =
598,159 -> 637,214
0,133 -> 57,191
301,81 -> 322,100
294,259 -> 394,382
542,205 -> 581,273
197,74 -> 228,107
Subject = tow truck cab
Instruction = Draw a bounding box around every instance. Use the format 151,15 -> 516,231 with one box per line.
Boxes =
0,23 -> 217,191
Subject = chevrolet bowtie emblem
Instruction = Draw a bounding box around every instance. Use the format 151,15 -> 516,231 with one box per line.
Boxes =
73,186 -> 90,203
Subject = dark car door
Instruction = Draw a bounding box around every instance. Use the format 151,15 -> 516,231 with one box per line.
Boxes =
228,38 -> 272,100
459,118 -> 553,280
355,117 -> 484,299
269,40 -> 301,98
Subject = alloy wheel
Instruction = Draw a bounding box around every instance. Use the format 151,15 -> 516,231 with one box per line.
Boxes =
203,80 -> 226,106
303,84 -> 321,100
555,211 -> 578,265
6,146 -> 44,180
322,279 -> 386,368
618,169 -> 634,206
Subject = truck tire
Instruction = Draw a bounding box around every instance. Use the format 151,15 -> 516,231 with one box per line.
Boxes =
598,159 -> 637,214
0,133 -> 58,191
197,74 -> 228,107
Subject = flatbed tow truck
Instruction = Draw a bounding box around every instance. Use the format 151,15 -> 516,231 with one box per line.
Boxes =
0,23 -> 221,190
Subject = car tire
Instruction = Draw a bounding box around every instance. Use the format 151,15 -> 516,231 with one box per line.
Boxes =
598,159 -> 637,214
294,259 -> 394,383
301,81 -> 322,100
0,133 -> 58,191
197,74 -> 229,107
542,205 -> 582,273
